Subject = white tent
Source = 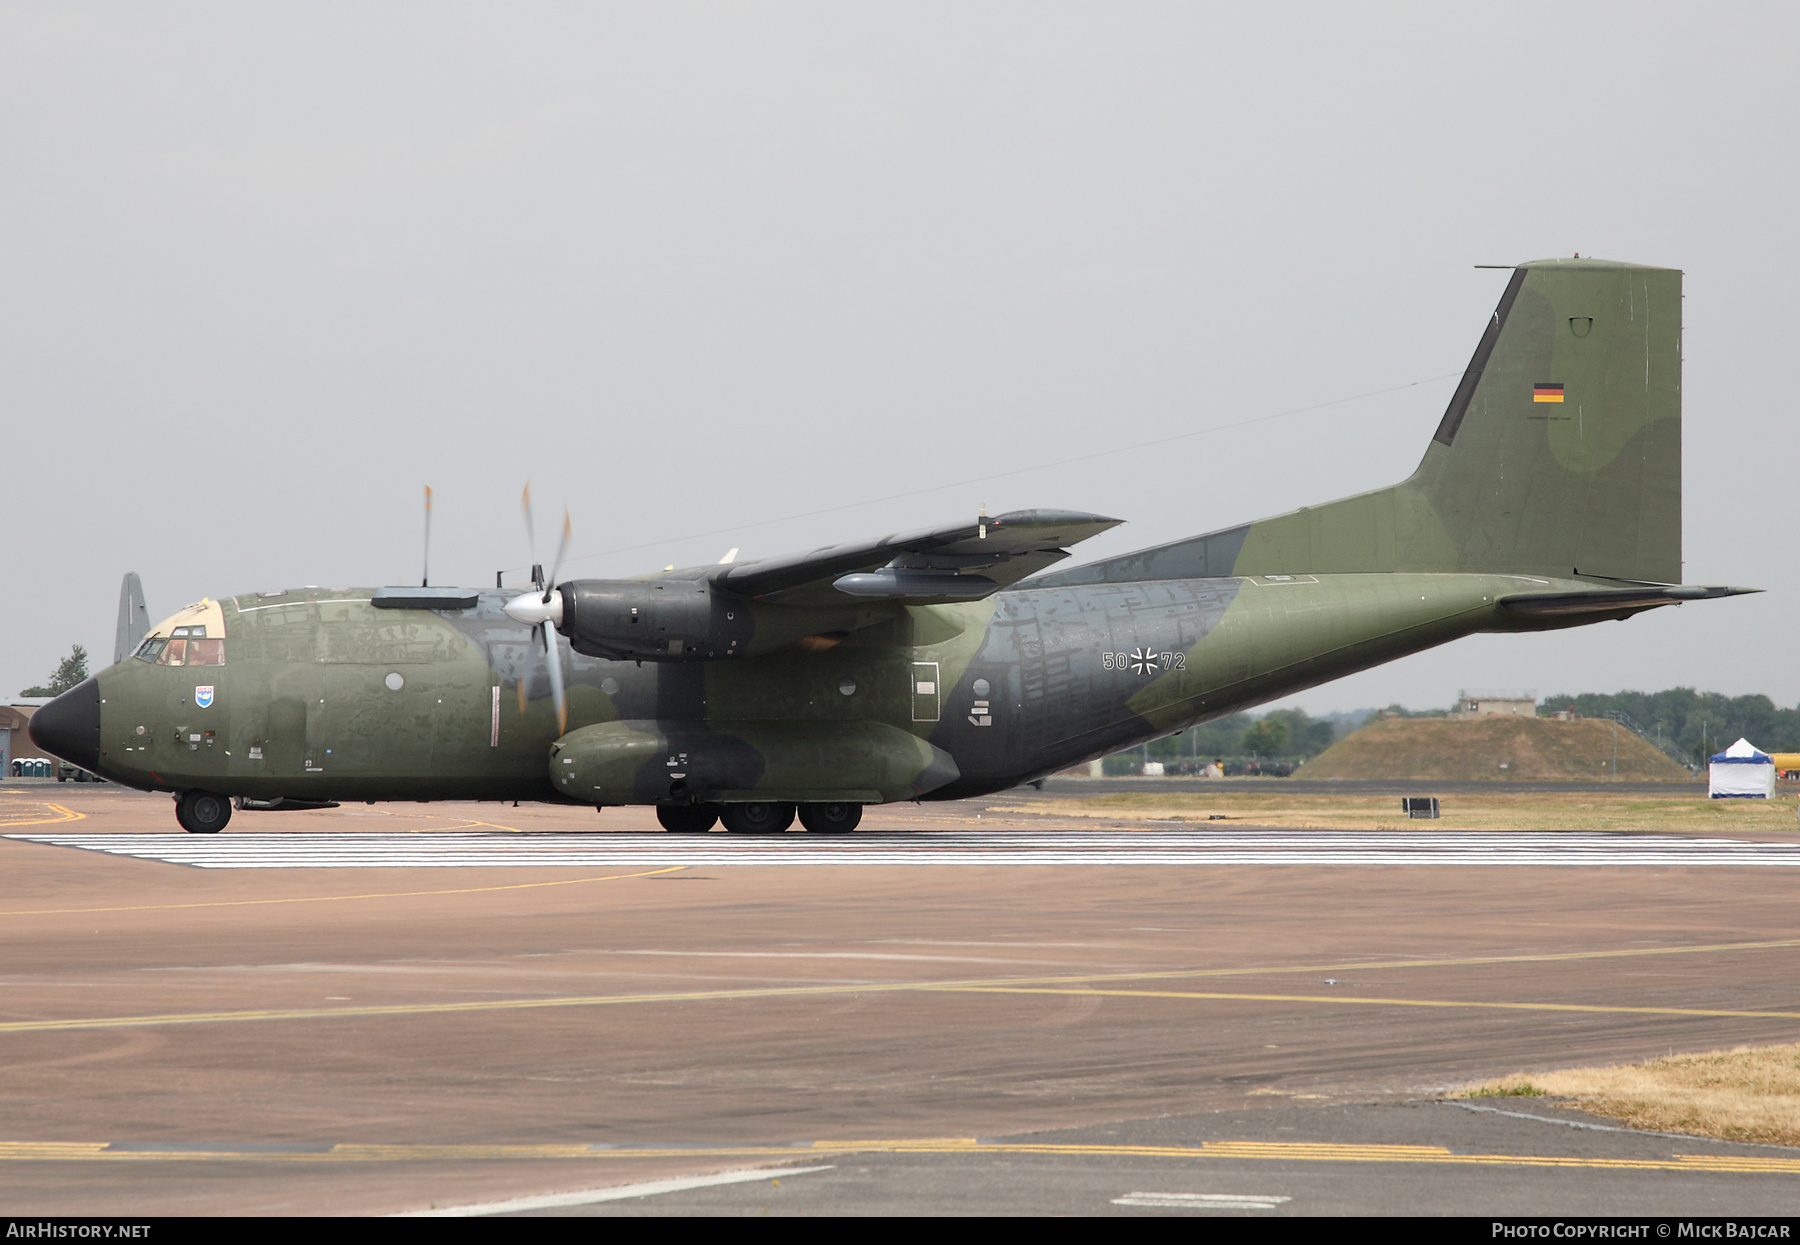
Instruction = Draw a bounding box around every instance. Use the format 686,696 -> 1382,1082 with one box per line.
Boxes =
1709,737 -> 1775,799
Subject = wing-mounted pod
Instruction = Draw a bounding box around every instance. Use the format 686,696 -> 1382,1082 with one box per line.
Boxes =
556,578 -> 756,662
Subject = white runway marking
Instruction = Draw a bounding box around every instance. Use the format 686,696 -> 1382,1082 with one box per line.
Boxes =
10,829 -> 1800,869
399,1164 -> 835,1217
1111,1191 -> 1290,1210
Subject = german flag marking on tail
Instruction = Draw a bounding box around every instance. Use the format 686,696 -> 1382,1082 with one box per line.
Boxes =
1533,383 -> 1565,403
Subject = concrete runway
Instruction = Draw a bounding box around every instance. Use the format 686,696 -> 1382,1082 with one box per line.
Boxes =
4,784 -> 1800,1216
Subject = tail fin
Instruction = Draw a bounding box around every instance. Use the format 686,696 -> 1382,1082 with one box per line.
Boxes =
114,572 -> 149,664
1404,258 -> 1682,581
1040,258 -> 1683,586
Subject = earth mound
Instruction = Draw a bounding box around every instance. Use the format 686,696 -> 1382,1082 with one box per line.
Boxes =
1301,716 -> 1692,781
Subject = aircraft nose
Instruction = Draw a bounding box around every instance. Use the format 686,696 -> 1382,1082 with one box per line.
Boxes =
29,676 -> 101,771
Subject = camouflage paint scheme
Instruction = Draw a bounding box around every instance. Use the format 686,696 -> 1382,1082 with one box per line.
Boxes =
47,259 -> 1751,815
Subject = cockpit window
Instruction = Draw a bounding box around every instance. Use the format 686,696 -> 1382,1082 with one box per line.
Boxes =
134,636 -> 166,663
146,625 -> 224,667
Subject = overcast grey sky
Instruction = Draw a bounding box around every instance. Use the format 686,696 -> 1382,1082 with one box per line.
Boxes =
4,3 -> 1795,712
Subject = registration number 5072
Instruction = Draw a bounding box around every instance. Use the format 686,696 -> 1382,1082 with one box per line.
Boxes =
1101,649 -> 1185,675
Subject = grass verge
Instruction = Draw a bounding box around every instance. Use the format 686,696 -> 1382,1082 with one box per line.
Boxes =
993,791 -> 1800,836
1458,1044 -> 1800,1147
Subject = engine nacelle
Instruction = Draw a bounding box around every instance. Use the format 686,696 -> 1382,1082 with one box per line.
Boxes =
557,579 -> 754,662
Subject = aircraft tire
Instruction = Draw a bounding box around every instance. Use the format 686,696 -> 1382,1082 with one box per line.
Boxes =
719,802 -> 796,834
798,802 -> 862,833
657,804 -> 720,833
176,790 -> 232,835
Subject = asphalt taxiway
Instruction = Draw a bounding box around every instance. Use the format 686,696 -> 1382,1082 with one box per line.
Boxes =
465,1103 -> 1800,1217
3,784 -> 1798,1216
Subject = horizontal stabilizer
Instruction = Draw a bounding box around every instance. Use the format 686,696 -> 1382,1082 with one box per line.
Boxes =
1498,583 -> 1757,620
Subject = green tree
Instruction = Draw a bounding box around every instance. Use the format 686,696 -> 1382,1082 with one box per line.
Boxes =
1240,716 -> 1290,757
1540,687 -> 1800,759
1262,708 -> 1338,758
1379,702 -> 1449,719
21,645 -> 88,697
1183,712 -> 1254,759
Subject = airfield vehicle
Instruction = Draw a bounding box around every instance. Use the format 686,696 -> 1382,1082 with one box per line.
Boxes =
31,259 -> 1749,833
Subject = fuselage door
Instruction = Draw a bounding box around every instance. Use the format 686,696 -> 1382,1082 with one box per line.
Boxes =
911,661 -> 941,723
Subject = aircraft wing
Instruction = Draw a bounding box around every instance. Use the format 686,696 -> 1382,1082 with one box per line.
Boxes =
711,509 -> 1123,607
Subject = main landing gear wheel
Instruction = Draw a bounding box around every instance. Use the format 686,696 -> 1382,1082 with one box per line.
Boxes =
719,802 -> 796,834
798,802 -> 862,833
175,790 -> 232,835
657,804 -> 719,833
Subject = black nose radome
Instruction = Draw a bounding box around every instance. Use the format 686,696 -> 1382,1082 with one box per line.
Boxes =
30,676 -> 101,771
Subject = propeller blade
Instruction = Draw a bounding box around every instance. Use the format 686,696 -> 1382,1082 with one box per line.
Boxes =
543,621 -> 567,736
508,483 -> 566,724
516,630 -> 534,718
422,485 -> 433,587
504,589 -> 567,717
543,508 -> 571,603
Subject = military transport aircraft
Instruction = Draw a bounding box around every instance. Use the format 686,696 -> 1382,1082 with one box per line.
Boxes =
31,258 -> 1751,834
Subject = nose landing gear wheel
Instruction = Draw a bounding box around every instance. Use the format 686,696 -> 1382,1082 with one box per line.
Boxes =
175,790 -> 232,834
798,802 -> 862,833
719,802 -> 796,834
657,804 -> 720,833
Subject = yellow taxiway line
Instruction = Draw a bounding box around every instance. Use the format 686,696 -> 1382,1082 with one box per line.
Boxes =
0,1138 -> 1794,1175
0,803 -> 84,828
0,866 -> 685,917
936,985 -> 1800,1022
4,972 -> 1800,1036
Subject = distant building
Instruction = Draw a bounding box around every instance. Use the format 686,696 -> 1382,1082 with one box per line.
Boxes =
2,702 -> 50,774
1451,691 -> 1537,720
